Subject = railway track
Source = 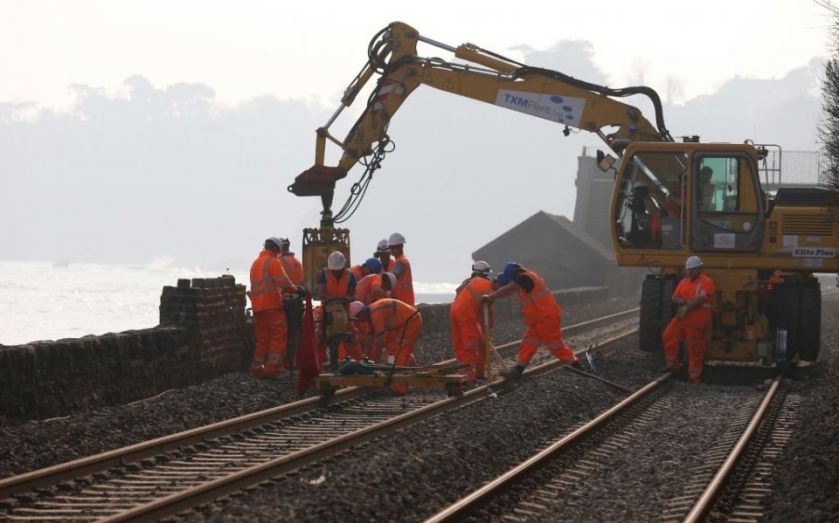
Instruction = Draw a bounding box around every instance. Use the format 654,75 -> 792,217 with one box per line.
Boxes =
0,308 -> 638,522
423,375 -> 790,522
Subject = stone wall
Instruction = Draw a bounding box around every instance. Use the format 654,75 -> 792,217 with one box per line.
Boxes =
0,276 -> 248,420
0,281 -> 604,420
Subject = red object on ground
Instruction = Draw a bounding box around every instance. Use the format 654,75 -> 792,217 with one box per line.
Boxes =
296,291 -> 320,395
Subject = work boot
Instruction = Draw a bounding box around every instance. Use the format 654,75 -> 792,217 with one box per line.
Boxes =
501,364 -> 526,383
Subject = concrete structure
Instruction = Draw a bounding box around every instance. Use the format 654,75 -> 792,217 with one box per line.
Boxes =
573,147 -> 614,249
472,210 -> 617,291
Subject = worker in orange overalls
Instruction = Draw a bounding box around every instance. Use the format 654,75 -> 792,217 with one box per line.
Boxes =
387,232 -> 414,306
249,237 -> 296,378
375,239 -> 394,273
450,261 -> 494,382
278,238 -> 305,286
353,272 -> 395,358
278,237 -> 305,369
316,251 -> 360,367
484,262 -> 578,382
349,257 -> 383,284
356,271 -> 395,305
662,256 -> 716,384
349,298 -> 422,393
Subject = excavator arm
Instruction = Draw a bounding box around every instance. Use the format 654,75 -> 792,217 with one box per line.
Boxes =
289,21 -> 672,224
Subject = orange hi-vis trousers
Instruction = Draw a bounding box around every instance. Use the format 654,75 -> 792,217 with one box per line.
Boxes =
252,308 -> 288,374
384,314 -> 422,394
450,315 -> 485,381
663,316 -> 708,384
518,313 -> 576,366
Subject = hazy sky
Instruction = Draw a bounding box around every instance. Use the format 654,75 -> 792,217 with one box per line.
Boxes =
0,1 -> 834,283
2,1 -> 832,109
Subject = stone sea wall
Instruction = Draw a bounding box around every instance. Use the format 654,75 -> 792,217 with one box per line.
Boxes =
0,276 -> 248,420
0,280 -> 605,420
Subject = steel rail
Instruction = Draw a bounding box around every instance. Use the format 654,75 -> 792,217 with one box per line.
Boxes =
424,367 -> 669,522
0,307 -> 639,510
0,386 -> 369,499
98,329 -> 641,522
494,306 -> 638,351
682,375 -> 782,523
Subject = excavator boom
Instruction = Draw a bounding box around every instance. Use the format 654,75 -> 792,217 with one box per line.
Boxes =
289,21 -> 671,222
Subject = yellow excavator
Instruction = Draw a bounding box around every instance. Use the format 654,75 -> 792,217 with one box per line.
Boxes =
289,21 -> 839,366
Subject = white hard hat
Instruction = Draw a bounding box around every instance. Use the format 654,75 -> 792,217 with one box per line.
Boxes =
471,260 -> 491,274
376,239 -> 389,251
327,251 -> 346,270
685,256 -> 703,269
348,300 -> 366,319
265,237 -> 283,250
388,232 -> 406,247
383,272 -> 397,290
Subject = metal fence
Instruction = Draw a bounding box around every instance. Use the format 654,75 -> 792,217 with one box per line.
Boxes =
759,148 -> 824,187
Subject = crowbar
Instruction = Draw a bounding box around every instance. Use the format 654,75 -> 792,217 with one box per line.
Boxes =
563,362 -> 632,393
483,301 -> 509,378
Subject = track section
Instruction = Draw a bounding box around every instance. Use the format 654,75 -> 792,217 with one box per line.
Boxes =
0,309 -> 639,522
424,372 -> 670,522
672,377 -> 788,523
424,376 -> 785,523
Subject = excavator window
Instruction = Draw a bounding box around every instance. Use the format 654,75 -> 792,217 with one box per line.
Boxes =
614,151 -> 687,250
690,152 -> 764,253
697,157 -> 740,213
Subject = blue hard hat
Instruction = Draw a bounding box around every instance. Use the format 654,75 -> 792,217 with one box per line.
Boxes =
496,261 -> 521,285
364,257 -> 383,274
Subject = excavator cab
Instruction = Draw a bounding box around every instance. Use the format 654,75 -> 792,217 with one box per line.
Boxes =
611,142 -> 765,263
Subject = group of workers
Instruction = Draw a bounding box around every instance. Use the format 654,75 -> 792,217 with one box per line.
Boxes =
247,232 -> 417,381
249,232 -> 717,389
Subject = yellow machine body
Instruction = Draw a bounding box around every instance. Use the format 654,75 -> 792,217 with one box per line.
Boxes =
287,22 -> 839,365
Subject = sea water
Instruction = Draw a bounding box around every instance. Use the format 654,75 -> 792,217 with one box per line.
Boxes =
0,260 -> 455,345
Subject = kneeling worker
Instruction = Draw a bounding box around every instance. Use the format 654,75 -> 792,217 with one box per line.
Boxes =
483,262 -> 578,382
663,256 -> 715,384
348,298 -> 422,393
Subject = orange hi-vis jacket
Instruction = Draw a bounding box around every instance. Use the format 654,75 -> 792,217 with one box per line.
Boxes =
673,273 -> 715,323
367,298 -> 419,338
452,276 -> 494,322
280,254 -> 305,286
349,264 -> 365,282
391,254 -> 414,305
516,270 -> 560,323
250,250 -> 293,312
357,273 -> 386,305
324,269 -> 353,301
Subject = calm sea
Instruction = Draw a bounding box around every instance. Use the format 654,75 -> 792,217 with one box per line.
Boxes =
0,260 -> 454,346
